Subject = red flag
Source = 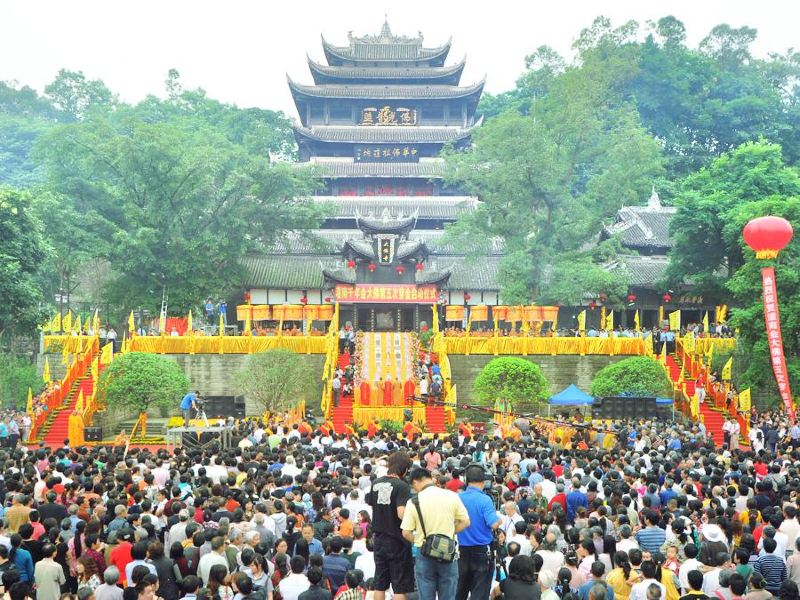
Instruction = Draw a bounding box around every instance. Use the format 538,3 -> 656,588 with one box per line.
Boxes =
761,267 -> 795,420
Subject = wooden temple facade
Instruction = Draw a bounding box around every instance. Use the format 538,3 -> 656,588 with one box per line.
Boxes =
242,22 -> 500,331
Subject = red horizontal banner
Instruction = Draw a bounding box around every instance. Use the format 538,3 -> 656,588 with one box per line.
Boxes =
335,284 -> 438,304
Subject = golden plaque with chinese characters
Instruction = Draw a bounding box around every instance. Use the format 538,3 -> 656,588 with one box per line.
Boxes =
361,106 -> 417,126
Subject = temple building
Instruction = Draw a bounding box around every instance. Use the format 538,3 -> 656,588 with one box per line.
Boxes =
242,22 -> 502,331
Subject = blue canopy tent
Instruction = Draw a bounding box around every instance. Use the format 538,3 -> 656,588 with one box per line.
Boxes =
548,384 -> 594,416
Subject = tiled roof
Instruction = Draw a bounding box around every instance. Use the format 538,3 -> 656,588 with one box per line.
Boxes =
610,255 -> 670,288
240,255 -> 342,289
295,124 -> 477,144
308,58 -> 465,83
602,192 -> 676,250
288,78 -> 484,100
314,196 -> 478,220
321,36 -> 451,62
305,159 -> 446,179
241,254 -> 502,291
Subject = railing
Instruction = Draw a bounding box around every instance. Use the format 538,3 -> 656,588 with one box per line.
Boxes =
30,337 -> 98,440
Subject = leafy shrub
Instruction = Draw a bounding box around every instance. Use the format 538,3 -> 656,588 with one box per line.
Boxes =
590,356 -> 672,398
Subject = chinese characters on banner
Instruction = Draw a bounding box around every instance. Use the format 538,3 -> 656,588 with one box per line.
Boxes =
334,284 -> 438,304
361,106 -> 417,126
354,145 -> 420,162
761,267 -> 795,419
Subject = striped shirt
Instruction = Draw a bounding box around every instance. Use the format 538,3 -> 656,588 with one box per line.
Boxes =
754,553 -> 787,592
635,525 -> 666,553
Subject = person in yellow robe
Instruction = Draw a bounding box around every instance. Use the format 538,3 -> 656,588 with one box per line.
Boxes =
114,429 -> 129,447
68,410 -> 85,447
392,378 -> 403,407
372,380 -> 382,408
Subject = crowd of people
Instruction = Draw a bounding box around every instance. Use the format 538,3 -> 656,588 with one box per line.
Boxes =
0,406 -> 797,600
443,322 -> 735,340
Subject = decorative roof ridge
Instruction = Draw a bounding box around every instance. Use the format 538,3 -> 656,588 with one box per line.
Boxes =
307,55 -> 467,74
287,78 -> 485,98
292,122 -> 479,144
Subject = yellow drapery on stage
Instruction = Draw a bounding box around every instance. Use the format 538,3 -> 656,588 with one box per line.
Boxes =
669,310 -> 681,331
445,305 -> 465,321
577,310 -> 586,332
125,336 -> 327,354
442,337 -> 646,355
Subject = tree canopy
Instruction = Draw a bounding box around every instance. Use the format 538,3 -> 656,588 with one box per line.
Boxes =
235,350 -> 316,414
96,352 -> 189,414
590,356 -> 672,397
473,357 -> 549,408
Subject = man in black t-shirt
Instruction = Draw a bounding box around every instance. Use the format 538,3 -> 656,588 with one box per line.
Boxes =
366,452 -> 415,600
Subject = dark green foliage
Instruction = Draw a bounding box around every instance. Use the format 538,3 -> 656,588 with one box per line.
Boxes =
0,353 -> 40,409
590,356 -> 672,397
0,188 -> 48,338
473,357 -> 549,408
96,352 -> 189,413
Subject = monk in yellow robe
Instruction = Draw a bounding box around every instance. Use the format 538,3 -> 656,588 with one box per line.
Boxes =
68,410 -> 85,447
114,429 -> 129,447
372,380 -> 382,408
392,378 -> 403,407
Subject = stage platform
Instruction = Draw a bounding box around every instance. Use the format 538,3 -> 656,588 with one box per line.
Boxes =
165,425 -> 232,450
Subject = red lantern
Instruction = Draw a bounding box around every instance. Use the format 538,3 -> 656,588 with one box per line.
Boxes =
346,259 -> 356,269
415,262 -> 424,272
396,265 -> 406,275
300,296 -> 308,305
323,297 -> 332,303
463,292 -> 471,301
743,216 -> 794,259
599,293 -> 608,302
627,293 -> 637,303
662,293 -> 672,303
589,300 -> 597,310
367,262 -> 377,272
244,291 -> 251,304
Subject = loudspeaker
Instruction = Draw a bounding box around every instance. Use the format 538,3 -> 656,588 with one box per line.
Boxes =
85,427 -> 102,442
592,397 -> 659,421
203,396 -> 246,418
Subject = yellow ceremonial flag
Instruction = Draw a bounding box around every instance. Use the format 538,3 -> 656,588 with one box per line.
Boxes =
716,304 -> 728,323
42,357 -> 51,384
738,388 -> 751,412
660,340 -> 667,365
128,311 -> 135,334
606,310 -> 614,331
101,342 -> 113,365
159,313 -> 166,335
432,306 -> 440,333
721,356 -> 733,381
75,390 -> 84,412
493,313 -> 499,336
703,311 -> 710,333
62,310 -> 72,334
219,313 -> 224,336
678,361 -> 685,382
26,388 -> 33,413
466,308 -> 473,334
51,313 -> 61,334
668,310 -> 680,332
634,310 -> 640,332
576,310 -> 586,332
74,314 -> 82,335
61,344 -> 70,365
187,310 -> 193,334
91,357 -> 99,382
92,309 -> 100,333
244,308 -> 251,335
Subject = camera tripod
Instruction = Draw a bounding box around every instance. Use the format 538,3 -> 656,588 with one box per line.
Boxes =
194,405 -> 210,427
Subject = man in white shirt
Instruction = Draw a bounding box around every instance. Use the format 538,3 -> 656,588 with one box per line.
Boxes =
630,561 -> 666,600
759,525 -> 789,559
678,544 -> 702,593
616,525 -> 640,554
279,555 -> 310,600
781,506 -> 800,554
197,537 -> 229,584
498,501 -> 525,540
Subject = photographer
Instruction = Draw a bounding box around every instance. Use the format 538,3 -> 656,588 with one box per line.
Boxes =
456,464 -> 502,600
180,390 -> 199,427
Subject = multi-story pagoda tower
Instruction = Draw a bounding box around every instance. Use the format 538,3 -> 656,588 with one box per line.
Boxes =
243,22 -> 502,331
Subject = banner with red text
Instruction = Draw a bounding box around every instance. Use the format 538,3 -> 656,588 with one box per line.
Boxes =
761,267 -> 795,419
334,284 -> 437,304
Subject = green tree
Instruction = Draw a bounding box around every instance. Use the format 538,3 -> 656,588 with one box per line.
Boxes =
96,352 -> 189,427
44,69 -> 117,121
590,356 -> 672,397
473,357 -> 549,409
666,142 -> 800,298
0,187 -> 49,339
446,22 -> 663,302
235,349 -> 316,414
35,109 -> 321,313
0,353 -> 41,408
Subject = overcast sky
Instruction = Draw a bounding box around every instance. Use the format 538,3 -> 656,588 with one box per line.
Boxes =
2,1 -> 799,118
